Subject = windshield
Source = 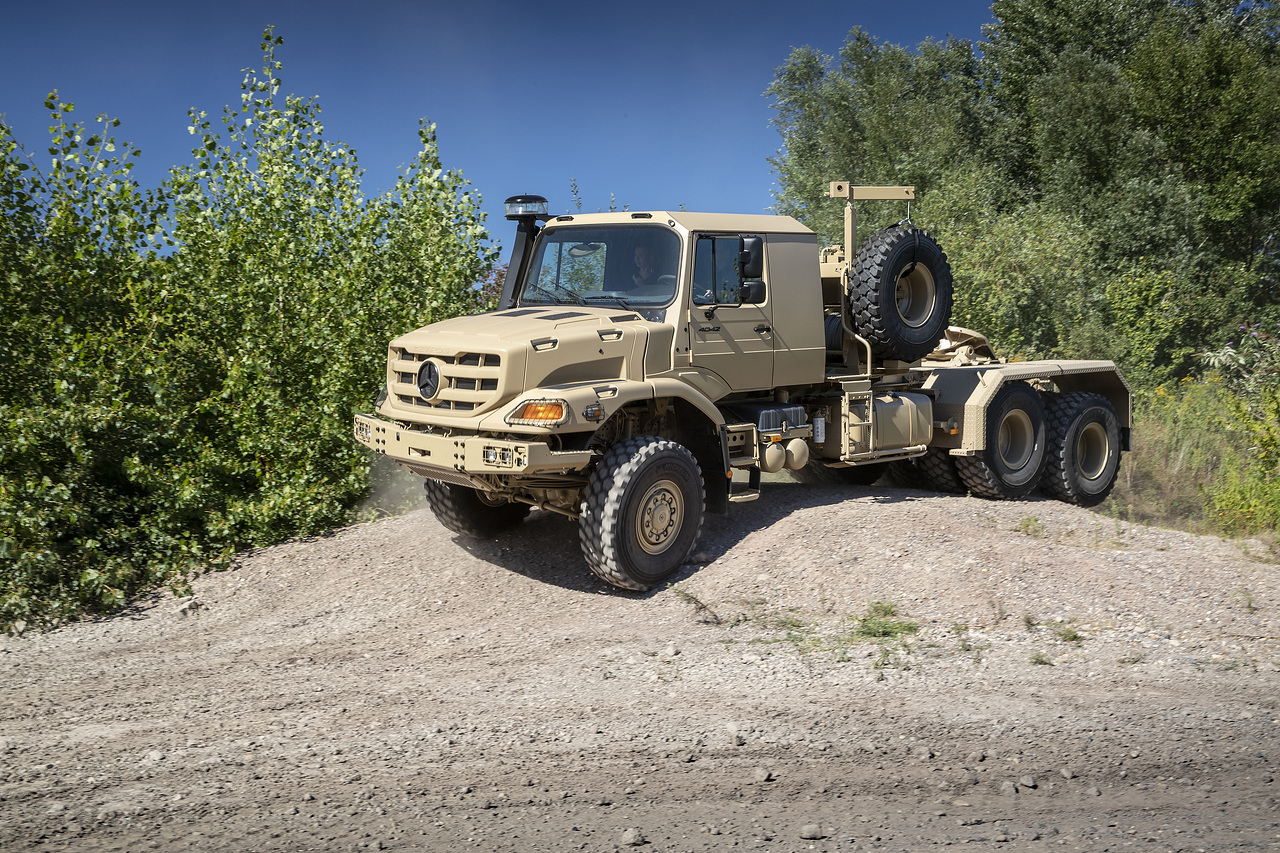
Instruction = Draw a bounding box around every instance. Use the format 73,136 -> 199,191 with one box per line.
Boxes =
518,225 -> 682,310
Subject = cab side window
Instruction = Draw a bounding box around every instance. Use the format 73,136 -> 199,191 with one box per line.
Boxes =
692,235 -> 743,305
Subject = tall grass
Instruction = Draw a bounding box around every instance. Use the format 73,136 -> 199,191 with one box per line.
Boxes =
1104,377 -> 1277,545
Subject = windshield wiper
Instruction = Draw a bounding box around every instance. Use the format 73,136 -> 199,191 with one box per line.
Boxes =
551,282 -> 587,305
524,283 -> 569,305
584,294 -> 636,311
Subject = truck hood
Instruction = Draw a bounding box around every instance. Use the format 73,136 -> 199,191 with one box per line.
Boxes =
386,306 -> 672,423
391,305 -> 651,347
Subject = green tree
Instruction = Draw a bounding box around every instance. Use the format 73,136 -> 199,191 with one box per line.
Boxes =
1127,17 -> 1280,266
914,173 -> 1096,359
1201,324 -> 1280,531
767,28 -> 986,243
1,95 -> 193,628
0,31 -> 496,631
160,29 -> 496,546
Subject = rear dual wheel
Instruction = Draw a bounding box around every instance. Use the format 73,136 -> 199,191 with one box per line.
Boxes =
956,382 -> 1048,500
1041,392 -> 1121,506
886,447 -> 964,493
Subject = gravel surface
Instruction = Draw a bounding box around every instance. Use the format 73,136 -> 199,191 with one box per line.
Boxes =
2,477 -> 1278,852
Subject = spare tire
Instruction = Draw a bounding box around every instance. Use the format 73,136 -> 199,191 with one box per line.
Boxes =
850,226 -> 954,362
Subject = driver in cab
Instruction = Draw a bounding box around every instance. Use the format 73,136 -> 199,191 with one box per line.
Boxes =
632,244 -> 663,289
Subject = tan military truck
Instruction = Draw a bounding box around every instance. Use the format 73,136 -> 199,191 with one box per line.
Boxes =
353,183 -> 1130,591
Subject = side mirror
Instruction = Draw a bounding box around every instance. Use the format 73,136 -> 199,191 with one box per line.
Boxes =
738,236 -> 763,280
739,279 -> 766,304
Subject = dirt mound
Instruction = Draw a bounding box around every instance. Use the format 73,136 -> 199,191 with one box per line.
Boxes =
2,481 -> 1278,851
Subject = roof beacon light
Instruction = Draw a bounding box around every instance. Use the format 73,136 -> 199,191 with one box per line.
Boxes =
504,194 -> 549,220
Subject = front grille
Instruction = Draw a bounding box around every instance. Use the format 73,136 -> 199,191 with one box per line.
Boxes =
388,347 -> 504,414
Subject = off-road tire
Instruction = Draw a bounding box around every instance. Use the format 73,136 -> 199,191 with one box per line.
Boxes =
579,437 -> 705,592
886,448 -> 962,492
791,459 -> 887,487
424,480 -> 531,538
1042,392 -> 1121,507
915,447 -> 966,493
886,458 -> 922,488
850,226 -> 954,362
955,382 -> 1048,500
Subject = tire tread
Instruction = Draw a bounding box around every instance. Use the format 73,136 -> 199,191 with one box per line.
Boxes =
1042,392 -> 1121,506
579,437 -> 704,591
423,480 -> 530,538
849,226 -> 954,362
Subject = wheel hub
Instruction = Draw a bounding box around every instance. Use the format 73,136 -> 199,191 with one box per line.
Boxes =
895,265 -> 937,329
998,409 -> 1035,470
636,480 -> 683,555
1076,422 -> 1110,481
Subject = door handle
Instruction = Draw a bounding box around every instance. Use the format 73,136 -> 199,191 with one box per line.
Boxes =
754,324 -> 772,333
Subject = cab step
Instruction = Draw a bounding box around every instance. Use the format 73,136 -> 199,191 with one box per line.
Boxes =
728,466 -> 762,503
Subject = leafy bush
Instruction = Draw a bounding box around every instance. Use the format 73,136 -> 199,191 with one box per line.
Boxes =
1201,325 -> 1280,533
0,31 -> 496,632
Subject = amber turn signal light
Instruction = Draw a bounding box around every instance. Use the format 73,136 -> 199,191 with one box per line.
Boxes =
505,399 -> 569,426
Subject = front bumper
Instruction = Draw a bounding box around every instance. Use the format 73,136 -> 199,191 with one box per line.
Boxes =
353,413 -> 593,484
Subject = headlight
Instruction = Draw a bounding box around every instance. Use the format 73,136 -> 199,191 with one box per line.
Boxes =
505,399 -> 569,426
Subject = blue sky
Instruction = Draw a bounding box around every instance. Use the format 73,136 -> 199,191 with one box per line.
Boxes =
0,0 -> 996,252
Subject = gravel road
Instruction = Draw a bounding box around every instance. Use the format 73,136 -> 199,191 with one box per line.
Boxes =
2,477 -> 1278,852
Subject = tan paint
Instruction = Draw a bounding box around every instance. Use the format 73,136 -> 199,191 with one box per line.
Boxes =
359,198 -> 1131,518
920,360 -> 1134,454
648,367 -> 733,405
765,232 -> 826,387
687,298 -> 774,391
353,413 -> 592,483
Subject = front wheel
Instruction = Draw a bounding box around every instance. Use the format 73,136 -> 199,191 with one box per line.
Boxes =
1041,392 -> 1121,507
955,382 -> 1048,500
580,437 -> 705,591
424,481 -> 530,538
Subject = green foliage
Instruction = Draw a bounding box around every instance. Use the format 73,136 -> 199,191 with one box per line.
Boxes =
1054,623 -> 1085,644
1128,17 -> 1280,251
1100,266 -> 1200,383
767,29 -> 986,243
1109,371 -> 1280,537
1110,379 -> 1232,530
0,30 -> 495,631
1028,47 -> 1135,196
1200,325 -> 1280,532
0,94 -> 203,630
768,1 -> 1280,534
162,31 -> 494,548
769,2 -> 1280,375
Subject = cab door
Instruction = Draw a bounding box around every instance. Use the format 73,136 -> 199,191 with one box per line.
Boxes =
687,234 -> 773,392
